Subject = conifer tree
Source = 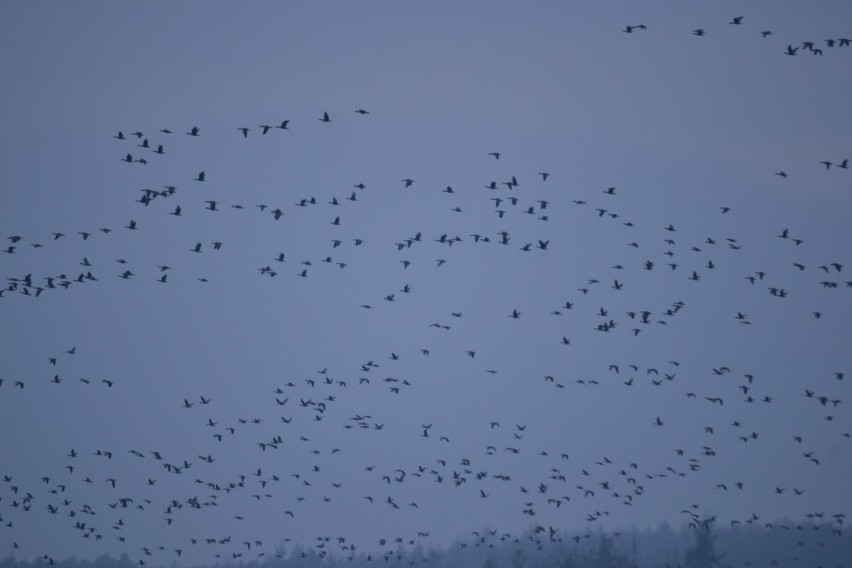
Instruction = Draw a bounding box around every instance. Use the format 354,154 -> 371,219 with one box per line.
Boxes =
684,519 -> 723,568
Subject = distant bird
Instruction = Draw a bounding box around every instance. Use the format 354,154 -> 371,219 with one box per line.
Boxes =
187,126 -> 200,136
319,112 -> 331,123
195,171 -> 205,182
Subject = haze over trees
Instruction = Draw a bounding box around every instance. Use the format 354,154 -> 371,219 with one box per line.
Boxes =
1,521 -> 849,568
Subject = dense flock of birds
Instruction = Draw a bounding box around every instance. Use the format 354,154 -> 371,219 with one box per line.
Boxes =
2,14 -> 852,568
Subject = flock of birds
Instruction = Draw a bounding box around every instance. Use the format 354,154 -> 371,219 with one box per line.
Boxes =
620,15 -> 852,57
2,14 -> 851,568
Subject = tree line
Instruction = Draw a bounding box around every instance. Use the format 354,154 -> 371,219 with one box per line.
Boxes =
3,518 -> 849,568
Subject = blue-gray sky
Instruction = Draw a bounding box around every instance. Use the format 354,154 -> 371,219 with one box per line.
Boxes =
1,1 -> 851,565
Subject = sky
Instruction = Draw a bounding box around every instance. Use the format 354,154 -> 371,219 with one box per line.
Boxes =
1,1 -> 851,565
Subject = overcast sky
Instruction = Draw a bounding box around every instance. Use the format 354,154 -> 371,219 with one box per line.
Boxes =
1,1 -> 851,565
